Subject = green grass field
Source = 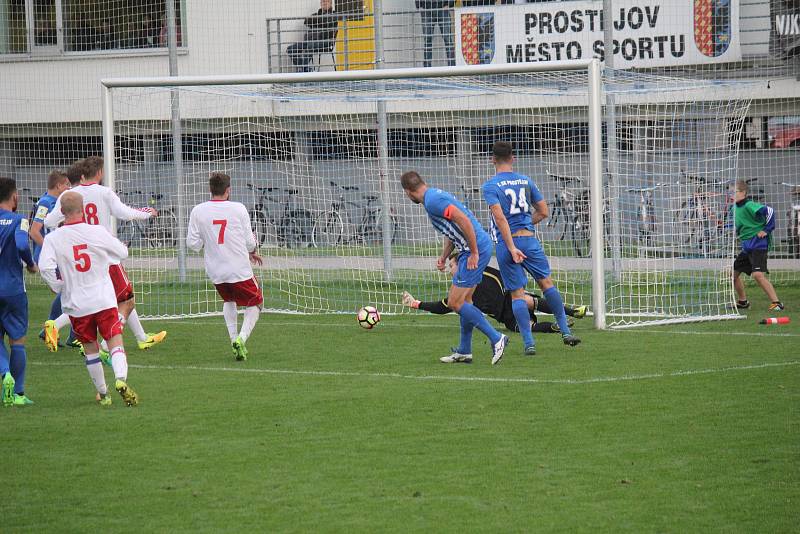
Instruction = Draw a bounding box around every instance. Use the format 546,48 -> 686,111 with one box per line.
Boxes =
5,285 -> 799,532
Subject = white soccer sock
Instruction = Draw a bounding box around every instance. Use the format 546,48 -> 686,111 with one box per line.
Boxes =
100,338 -> 109,353
223,302 -> 238,341
126,309 -> 148,343
54,313 -> 71,330
84,353 -> 107,395
239,306 -> 261,343
110,346 -> 128,381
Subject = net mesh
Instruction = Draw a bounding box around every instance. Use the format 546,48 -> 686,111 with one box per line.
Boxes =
99,68 -> 758,327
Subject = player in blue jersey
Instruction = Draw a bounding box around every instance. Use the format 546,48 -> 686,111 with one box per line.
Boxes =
29,170 -> 75,347
0,177 -> 38,406
401,170 -> 508,365
482,141 -> 580,355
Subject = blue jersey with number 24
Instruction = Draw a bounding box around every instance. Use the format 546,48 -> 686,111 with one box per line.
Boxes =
481,171 -> 544,243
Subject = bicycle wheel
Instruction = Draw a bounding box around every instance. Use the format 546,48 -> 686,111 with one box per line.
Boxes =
571,212 -> 591,258
147,210 -> 178,249
312,211 -> 344,248
251,211 -> 269,247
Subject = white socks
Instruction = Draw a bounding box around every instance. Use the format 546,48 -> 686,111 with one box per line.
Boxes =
84,353 -> 107,395
54,313 -> 71,330
126,309 -> 148,343
223,301 -> 238,341
239,306 -> 260,343
110,346 -> 128,381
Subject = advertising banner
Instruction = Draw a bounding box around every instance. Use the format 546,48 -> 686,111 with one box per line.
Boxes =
456,0 -> 741,69
770,0 -> 800,59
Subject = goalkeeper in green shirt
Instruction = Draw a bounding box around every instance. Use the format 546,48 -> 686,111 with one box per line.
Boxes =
733,180 -> 784,311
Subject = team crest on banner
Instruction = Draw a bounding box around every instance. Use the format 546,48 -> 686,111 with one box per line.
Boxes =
461,13 -> 495,65
694,0 -> 732,57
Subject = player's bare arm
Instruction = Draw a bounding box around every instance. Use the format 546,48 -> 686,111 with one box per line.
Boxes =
531,199 -> 549,225
489,203 -> 526,264
437,237 -> 454,271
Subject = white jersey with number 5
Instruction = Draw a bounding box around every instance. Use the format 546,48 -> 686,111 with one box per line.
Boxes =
187,200 -> 257,284
38,222 -> 129,317
44,183 -> 152,233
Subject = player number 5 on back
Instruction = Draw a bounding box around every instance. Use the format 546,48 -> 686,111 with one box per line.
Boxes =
504,188 -> 529,215
213,219 -> 227,244
73,244 -> 91,272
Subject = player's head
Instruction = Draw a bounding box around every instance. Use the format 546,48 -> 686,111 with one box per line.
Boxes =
209,172 -> 231,200
734,179 -> 748,202
448,251 -> 458,276
492,141 -> 514,167
81,156 -> 104,184
320,0 -> 332,9
0,176 -> 18,211
400,171 -> 426,204
60,191 -> 84,221
47,169 -> 70,195
66,160 -> 85,186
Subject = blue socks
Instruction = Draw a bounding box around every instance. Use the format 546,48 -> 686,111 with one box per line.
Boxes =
457,314 -> 473,355
512,298 -> 534,348
10,345 -> 26,395
543,286 -> 571,335
0,342 -> 9,376
49,293 -> 63,320
458,302 -> 501,345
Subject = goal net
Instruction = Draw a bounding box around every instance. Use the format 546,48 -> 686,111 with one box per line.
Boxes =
103,64 -> 754,327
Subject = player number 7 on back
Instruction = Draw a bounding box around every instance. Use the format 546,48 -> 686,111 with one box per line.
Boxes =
213,219 -> 227,244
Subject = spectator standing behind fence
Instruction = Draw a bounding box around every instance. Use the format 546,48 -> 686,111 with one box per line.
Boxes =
287,0 -> 339,73
416,1 -> 456,68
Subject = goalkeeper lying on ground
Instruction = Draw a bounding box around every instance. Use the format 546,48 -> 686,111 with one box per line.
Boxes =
402,258 -> 586,333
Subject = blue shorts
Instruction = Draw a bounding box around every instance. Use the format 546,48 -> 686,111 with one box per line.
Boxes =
453,243 -> 493,288
496,235 -> 551,291
0,293 -> 29,340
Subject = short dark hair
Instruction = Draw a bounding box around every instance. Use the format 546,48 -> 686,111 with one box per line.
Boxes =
0,176 -> 17,203
492,141 -> 513,163
82,156 -> 104,180
47,169 -> 69,190
400,170 -> 425,191
209,172 -> 231,196
66,160 -> 85,185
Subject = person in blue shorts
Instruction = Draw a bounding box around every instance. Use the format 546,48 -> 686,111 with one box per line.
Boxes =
0,177 -> 38,406
401,170 -> 508,365
29,169 -> 75,347
482,141 -> 581,355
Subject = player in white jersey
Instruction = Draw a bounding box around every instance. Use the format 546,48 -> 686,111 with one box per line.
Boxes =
43,156 -> 167,354
187,172 -> 263,361
38,191 -> 139,406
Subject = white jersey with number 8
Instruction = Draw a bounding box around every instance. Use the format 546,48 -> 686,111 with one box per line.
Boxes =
38,222 -> 129,317
44,183 -> 152,234
187,200 -> 257,284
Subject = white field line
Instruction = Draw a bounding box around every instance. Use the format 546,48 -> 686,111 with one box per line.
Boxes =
30,360 -> 800,385
145,319 -> 800,337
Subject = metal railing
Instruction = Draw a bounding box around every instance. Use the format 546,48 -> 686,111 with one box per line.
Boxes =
266,4 -> 796,78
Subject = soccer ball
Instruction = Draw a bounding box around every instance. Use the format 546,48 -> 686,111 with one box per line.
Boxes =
357,305 -> 381,329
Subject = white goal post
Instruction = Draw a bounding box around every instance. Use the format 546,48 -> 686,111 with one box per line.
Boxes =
100,60 -> 753,329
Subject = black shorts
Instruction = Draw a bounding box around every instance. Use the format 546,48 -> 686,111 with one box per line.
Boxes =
498,292 -> 538,332
734,249 -> 769,275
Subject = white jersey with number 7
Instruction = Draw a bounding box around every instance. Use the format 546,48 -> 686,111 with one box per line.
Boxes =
38,222 -> 129,317
186,200 -> 257,284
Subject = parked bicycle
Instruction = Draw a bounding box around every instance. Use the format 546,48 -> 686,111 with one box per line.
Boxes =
545,170 -> 592,257
677,173 -> 732,256
247,183 -> 314,248
312,180 -> 399,247
115,190 -> 177,249
626,183 -> 666,247
781,182 -> 800,258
